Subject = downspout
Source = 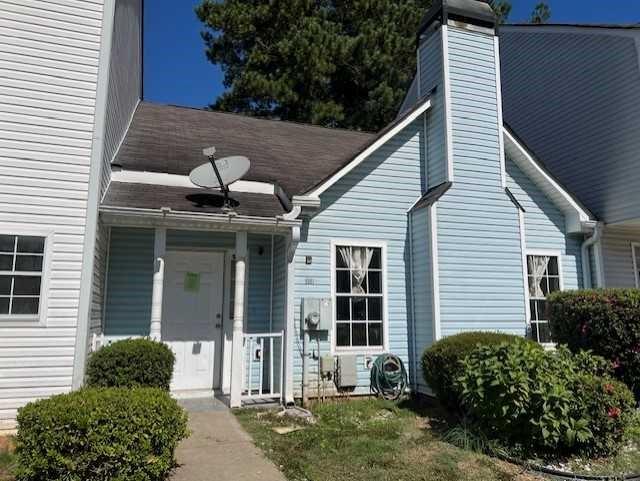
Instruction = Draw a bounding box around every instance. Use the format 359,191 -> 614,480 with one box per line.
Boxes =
276,204 -> 303,406
581,222 -> 604,288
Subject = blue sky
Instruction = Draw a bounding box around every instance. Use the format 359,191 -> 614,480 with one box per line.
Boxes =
144,0 -> 640,109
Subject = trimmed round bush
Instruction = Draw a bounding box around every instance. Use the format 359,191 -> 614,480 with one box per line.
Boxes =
576,374 -> 635,456
421,331 -> 527,410
15,388 -> 189,481
86,338 -> 175,390
457,342 -> 635,456
548,289 -> 640,396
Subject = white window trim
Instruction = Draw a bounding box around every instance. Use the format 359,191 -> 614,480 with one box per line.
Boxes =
525,249 -> 563,346
330,239 -> 389,355
632,242 -> 640,288
0,226 -> 53,327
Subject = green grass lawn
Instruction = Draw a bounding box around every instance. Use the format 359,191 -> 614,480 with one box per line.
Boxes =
235,398 -> 540,481
0,451 -> 15,481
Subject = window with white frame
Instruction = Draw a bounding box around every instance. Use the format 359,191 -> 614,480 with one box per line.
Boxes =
334,244 -> 385,349
633,243 -> 640,288
527,254 -> 561,344
0,234 -> 46,318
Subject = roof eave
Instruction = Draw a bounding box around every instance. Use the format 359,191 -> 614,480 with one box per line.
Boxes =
503,126 -> 595,233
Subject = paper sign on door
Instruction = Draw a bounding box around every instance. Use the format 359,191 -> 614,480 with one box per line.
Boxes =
184,272 -> 200,292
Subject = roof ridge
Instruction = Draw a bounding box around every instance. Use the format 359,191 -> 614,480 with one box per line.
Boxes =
141,100 -> 377,137
503,23 -> 640,29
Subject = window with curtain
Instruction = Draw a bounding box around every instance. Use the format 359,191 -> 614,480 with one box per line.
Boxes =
0,234 -> 46,318
334,244 -> 384,349
527,254 -> 561,344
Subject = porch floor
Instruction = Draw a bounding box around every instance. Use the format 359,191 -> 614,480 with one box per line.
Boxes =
171,396 -> 286,481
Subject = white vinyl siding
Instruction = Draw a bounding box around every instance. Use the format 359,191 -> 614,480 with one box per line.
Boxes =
0,0 -> 108,429
600,225 -> 640,288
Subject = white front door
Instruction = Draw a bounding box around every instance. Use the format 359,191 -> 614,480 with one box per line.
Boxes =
162,251 -> 225,391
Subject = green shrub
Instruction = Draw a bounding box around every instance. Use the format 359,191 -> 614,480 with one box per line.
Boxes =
86,338 -> 175,390
548,289 -> 640,396
457,342 -> 635,456
575,374 -> 635,456
421,331 -> 527,410
15,388 -> 188,481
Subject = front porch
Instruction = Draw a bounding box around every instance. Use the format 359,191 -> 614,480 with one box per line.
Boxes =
92,219 -> 294,407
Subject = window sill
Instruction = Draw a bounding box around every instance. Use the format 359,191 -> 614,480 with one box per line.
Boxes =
333,347 -> 386,356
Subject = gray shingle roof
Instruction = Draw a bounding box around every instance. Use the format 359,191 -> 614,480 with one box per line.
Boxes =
114,102 -> 374,198
500,24 -> 640,223
103,182 -> 286,217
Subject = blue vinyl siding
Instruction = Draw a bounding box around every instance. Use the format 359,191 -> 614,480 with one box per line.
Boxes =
104,227 -> 154,335
104,228 -> 275,336
272,236 -> 287,333
410,207 -> 434,392
292,119 -> 424,395
419,30 -> 447,188
506,157 -> 583,290
246,234 -> 273,333
436,27 -> 527,337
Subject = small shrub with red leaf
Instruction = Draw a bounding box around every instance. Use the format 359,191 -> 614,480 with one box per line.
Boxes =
548,289 -> 640,397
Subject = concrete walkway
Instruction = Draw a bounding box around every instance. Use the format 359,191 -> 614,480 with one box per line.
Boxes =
171,397 -> 287,481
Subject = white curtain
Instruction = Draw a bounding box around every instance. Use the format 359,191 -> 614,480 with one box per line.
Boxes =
339,247 -> 374,294
528,255 -> 550,298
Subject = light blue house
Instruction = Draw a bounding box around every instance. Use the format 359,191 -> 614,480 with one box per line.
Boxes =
91,0 -> 595,405
1,0 -> 638,427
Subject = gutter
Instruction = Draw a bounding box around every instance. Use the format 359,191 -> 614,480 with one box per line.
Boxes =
581,221 -> 604,288
99,205 -> 302,230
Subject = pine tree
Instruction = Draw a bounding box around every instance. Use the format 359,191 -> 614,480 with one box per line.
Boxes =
196,0 -> 549,131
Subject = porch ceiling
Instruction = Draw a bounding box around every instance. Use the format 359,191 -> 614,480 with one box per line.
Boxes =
103,181 -> 287,217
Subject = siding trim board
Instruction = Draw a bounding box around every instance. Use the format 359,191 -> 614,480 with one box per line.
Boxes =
72,0 -> 117,389
493,36 -> 507,189
441,25 -> 455,183
429,203 -> 442,341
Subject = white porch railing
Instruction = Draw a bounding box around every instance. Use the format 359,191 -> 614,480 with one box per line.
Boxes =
242,332 -> 284,401
91,332 -> 285,403
91,333 -> 143,352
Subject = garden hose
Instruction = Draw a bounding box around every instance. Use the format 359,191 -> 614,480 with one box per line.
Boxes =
370,354 -> 408,401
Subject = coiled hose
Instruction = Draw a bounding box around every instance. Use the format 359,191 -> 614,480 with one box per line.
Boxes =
370,354 -> 408,401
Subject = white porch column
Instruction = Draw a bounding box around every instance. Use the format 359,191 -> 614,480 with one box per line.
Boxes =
230,231 -> 248,408
150,228 -> 166,340
284,226 -> 300,405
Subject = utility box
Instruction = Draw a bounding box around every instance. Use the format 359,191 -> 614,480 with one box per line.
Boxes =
301,298 -> 332,331
320,355 -> 335,378
335,355 -> 358,388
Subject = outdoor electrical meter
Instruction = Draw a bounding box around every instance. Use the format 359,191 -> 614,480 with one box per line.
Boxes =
302,298 -> 332,331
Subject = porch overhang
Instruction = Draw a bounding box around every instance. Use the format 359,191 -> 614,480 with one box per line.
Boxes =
100,205 -> 301,235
